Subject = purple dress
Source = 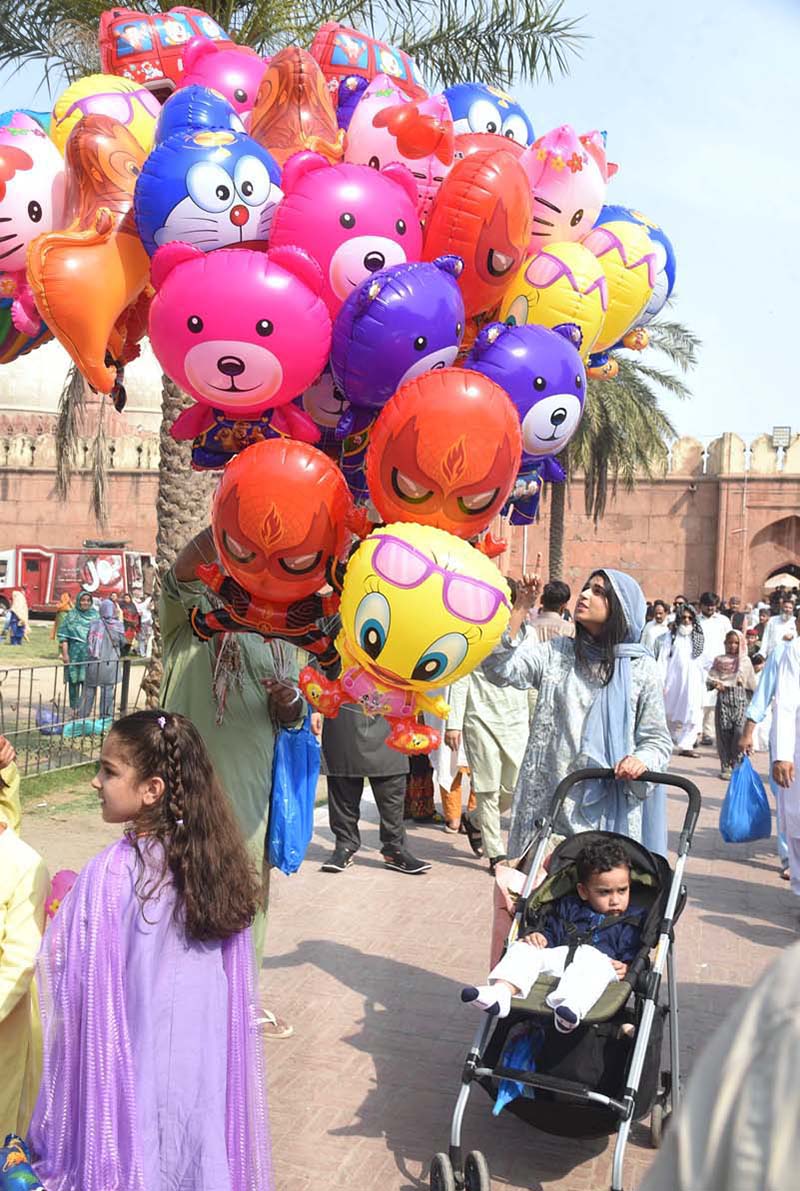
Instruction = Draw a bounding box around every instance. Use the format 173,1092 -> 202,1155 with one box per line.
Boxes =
29,838 -> 271,1191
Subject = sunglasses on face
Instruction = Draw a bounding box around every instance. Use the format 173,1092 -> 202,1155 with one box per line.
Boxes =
371,535 -> 510,625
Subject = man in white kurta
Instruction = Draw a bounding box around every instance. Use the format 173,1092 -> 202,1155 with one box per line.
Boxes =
773,635 -> 800,895
697,593 -> 732,743
761,597 -> 798,657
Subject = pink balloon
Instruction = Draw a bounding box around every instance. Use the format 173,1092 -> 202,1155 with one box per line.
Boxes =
344,74 -> 453,221
521,125 -> 617,249
148,241 -> 332,436
179,37 -> 268,122
270,150 -> 423,317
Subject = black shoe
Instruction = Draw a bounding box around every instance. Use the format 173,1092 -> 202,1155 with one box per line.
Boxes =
488,855 -> 507,876
700,735 -> 714,746
321,844 -> 355,872
382,847 -> 431,874
461,812 -> 484,858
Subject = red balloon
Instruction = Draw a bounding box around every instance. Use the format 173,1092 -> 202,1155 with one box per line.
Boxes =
422,147 -> 532,318
365,367 -> 521,538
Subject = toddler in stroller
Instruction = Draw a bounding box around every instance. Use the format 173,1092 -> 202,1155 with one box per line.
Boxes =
461,840 -> 644,1032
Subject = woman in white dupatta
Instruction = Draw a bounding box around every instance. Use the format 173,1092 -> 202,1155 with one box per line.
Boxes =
658,606 -> 706,757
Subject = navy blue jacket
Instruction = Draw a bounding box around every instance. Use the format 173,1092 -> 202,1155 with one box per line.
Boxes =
528,894 -> 645,964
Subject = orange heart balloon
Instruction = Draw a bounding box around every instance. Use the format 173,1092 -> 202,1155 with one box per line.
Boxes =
26,113 -> 150,393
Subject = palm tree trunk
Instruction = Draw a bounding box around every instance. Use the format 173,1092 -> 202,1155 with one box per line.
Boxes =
141,376 -> 216,705
548,481 -> 566,580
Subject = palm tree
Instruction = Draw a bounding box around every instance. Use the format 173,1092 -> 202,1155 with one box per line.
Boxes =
547,317 -> 701,578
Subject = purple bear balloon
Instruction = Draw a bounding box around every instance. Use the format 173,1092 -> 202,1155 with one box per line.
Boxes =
330,254 -> 465,439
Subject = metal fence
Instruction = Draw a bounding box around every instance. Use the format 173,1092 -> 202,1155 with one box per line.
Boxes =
0,659 -> 149,777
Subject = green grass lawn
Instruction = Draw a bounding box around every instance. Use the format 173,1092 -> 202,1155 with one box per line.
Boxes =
0,621 -> 60,665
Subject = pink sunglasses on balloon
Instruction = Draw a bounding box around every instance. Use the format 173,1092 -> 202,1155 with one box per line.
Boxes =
370,534 -> 510,625
59,89 -> 161,129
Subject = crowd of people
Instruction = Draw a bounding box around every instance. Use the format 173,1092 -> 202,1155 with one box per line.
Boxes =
2,549 -> 800,1187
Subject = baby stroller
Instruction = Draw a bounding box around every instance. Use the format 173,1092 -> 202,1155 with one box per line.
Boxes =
430,766 -> 701,1191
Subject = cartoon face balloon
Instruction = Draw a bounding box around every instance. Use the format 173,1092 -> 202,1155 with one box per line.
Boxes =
134,128 -> 282,255
365,367 -> 522,537
27,114 -> 150,393
498,242 -> 608,359
51,74 -> 160,154
594,204 -> 676,325
211,437 -> 352,604
339,522 -> 511,693
249,46 -> 343,166
330,255 -> 465,432
270,151 -> 422,317
520,126 -> 617,247
467,322 -> 586,460
148,242 -> 332,418
344,74 -> 454,220
155,84 -> 245,142
179,38 -> 267,122
422,146 -> 532,318
443,82 -> 534,146
581,220 -> 657,353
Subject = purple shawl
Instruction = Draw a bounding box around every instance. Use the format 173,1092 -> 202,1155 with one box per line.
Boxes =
29,838 -> 271,1190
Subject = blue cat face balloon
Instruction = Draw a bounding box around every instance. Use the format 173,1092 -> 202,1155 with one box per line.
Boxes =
134,128 -> 282,256
155,85 -> 245,143
466,322 -> 586,460
595,204 -> 676,325
443,82 -> 534,146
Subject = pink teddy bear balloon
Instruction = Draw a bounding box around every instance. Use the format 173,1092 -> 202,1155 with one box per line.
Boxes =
179,37 -> 268,124
344,73 -> 454,221
269,150 -> 422,317
0,112 -> 65,335
520,125 -> 618,249
148,241 -> 332,444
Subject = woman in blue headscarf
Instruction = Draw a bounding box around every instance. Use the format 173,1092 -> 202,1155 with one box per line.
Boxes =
483,568 -> 672,858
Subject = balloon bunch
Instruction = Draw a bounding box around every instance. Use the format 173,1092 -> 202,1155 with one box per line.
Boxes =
0,12 -> 677,749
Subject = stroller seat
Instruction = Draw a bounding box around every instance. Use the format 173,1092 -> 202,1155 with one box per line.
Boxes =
511,974 -> 633,1022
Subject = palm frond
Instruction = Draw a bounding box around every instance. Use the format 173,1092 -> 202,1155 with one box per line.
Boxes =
644,316 -> 701,372
54,363 -> 84,500
89,398 -> 108,526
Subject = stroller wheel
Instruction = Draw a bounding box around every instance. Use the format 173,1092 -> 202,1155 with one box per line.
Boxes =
430,1152 -> 456,1191
650,1101 -> 664,1149
465,1151 -> 491,1191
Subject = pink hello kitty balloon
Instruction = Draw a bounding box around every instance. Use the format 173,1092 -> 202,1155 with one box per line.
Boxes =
344,74 -> 454,221
521,125 -> 617,249
0,113 -> 65,335
269,150 -> 422,317
148,241 -> 332,442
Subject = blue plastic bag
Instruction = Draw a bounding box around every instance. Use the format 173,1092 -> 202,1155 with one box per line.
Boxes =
268,712 -> 321,875
493,1024 -> 544,1115
719,755 -> 772,843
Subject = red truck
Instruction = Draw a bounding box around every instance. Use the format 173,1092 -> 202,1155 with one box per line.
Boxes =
0,542 -> 155,614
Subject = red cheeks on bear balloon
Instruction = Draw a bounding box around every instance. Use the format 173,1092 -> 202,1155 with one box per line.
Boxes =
365,367 -> 521,538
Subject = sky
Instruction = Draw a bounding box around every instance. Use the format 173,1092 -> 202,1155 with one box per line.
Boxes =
0,0 -> 797,441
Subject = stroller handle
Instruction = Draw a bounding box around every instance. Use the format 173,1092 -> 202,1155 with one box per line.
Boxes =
550,767 -> 702,842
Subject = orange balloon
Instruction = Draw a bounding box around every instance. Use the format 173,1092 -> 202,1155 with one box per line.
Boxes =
26,114 -> 150,393
452,131 -> 525,161
422,147 -> 532,318
249,47 -> 344,168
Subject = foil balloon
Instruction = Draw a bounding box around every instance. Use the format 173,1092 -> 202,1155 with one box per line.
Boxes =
0,1134 -> 45,1190
27,114 -> 150,394
134,127 -> 282,255
422,146 -> 532,318
0,297 -> 52,363
443,82 -> 534,146
581,220 -> 657,353
179,37 -> 267,121
295,367 -> 350,455
0,112 -> 65,335
330,255 -> 465,437
344,74 -> 454,220
594,203 -> 676,325
51,74 -> 160,155
309,21 -> 426,100
249,47 -> 343,167
453,130 -> 525,162
148,241 -> 331,462
155,84 -> 245,141
189,438 -> 354,671
336,74 -> 369,129
300,522 -> 511,753
270,151 -> 422,318
498,241 -> 608,359
520,126 -> 617,247
365,367 -> 521,538
98,7 -> 233,96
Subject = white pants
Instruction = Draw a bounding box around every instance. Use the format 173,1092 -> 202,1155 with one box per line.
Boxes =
490,941 -> 619,1019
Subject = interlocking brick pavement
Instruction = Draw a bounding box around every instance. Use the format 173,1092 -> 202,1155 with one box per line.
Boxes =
262,749 -> 796,1190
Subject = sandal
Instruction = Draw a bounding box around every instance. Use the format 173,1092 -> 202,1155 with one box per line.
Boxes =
256,1009 -> 294,1039
461,812 -> 484,858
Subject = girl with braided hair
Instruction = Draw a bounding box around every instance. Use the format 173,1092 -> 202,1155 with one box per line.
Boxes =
28,709 -> 272,1191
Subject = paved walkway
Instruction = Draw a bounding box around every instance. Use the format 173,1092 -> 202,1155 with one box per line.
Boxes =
262,748 -> 795,1190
